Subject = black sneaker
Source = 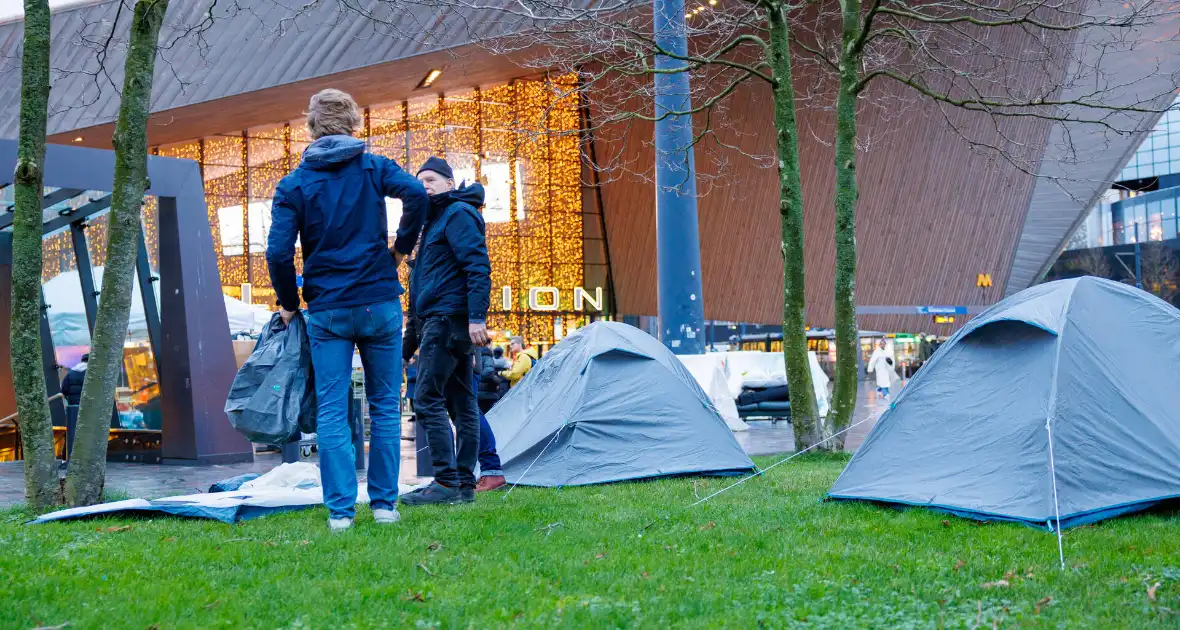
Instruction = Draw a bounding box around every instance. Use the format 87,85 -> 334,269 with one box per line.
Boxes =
399,482 -> 462,506
460,486 -> 475,504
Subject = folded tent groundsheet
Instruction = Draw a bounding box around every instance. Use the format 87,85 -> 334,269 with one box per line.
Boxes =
828,277 -> 1180,528
486,321 -> 756,487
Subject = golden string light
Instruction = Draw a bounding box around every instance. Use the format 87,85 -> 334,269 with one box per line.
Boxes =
130,75 -> 589,343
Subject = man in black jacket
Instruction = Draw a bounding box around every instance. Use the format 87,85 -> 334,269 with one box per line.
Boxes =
404,298 -> 506,493
401,157 -> 493,506
60,354 -> 88,406
475,343 -> 504,414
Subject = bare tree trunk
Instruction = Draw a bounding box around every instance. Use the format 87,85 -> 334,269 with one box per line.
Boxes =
767,2 -> 819,451
830,0 -> 862,448
65,0 -> 169,507
11,0 -> 59,511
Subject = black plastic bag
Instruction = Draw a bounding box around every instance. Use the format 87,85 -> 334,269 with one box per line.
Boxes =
224,313 -> 317,444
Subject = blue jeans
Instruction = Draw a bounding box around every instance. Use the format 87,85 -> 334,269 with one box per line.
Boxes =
307,301 -> 402,520
475,378 -> 502,475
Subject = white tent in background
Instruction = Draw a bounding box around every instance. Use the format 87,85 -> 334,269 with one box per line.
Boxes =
723,350 -> 831,417
677,354 -> 749,431
43,267 -> 271,346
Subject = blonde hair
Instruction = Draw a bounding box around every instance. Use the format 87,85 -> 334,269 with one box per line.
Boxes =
306,89 -> 360,139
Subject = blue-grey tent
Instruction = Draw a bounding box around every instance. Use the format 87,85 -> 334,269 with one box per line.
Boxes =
828,277 -> 1180,529
487,322 -> 756,486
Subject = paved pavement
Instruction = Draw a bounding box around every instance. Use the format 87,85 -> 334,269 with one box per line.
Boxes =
0,384 -> 894,507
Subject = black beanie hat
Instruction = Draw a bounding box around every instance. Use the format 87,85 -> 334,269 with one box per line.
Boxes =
417,156 -> 454,180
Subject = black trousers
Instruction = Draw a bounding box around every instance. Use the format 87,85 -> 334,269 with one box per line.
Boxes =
413,315 -> 480,488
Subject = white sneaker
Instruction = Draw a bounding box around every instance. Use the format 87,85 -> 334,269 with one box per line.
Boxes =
328,517 -> 353,532
373,508 -> 401,524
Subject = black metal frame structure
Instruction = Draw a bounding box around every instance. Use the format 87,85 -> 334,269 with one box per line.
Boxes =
0,139 -> 253,465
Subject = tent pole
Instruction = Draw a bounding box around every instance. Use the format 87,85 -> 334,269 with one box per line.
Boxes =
1045,415 -> 1066,571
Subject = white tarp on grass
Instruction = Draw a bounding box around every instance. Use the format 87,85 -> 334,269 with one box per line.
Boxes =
29,463 -> 425,525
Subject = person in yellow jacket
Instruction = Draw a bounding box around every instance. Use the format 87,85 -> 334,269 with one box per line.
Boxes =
501,336 -> 539,387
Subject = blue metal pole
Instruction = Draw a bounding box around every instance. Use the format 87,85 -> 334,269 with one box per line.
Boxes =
653,0 -> 706,355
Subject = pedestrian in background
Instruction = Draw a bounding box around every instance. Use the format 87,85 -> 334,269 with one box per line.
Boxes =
267,88 -> 428,531
867,339 -> 897,400
476,341 -> 504,414
501,336 -> 538,388
492,346 -> 511,397
492,346 -> 510,371
404,355 -> 418,414
472,348 -> 506,492
60,354 -> 89,407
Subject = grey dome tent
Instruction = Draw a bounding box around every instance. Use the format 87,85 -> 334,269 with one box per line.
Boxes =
486,322 -> 756,486
828,277 -> 1180,529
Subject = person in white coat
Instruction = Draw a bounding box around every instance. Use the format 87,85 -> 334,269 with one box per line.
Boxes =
867,339 -> 897,399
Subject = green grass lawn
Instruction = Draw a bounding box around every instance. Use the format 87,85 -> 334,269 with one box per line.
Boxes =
2,454 -> 1177,629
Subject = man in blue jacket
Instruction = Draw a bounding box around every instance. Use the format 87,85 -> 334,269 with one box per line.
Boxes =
267,89 -> 428,531
400,156 -> 493,506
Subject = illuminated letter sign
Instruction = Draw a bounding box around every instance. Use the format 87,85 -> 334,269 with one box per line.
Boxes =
498,286 -> 605,312
528,287 -> 560,311
976,273 -> 993,288
574,287 -> 603,312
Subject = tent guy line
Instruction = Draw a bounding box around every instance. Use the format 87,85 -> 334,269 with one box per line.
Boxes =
502,424 -> 569,499
689,414 -> 879,509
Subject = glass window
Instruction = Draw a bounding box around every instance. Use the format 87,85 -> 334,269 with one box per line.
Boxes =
1164,196 -> 1178,241
385,198 -> 402,239
1149,200 -> 1164,241
448,153 -> 479,188
1132,203 -> 1147,242
481,158 -> 514,223
246,201 -> 272,253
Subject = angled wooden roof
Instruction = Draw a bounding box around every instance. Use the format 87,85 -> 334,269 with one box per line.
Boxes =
0,0 -> 522,138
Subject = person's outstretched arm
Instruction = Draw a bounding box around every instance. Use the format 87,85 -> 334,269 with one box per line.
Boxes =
266,183 -> 302,314
381,158 -> 429,257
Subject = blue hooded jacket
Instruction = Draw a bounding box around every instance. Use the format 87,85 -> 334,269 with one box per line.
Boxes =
266,135 -> 428,312
409,183 -> 491,322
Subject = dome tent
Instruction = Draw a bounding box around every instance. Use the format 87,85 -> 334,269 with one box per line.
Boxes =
828,277 -> 1180,529
487,322 -> 756,487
